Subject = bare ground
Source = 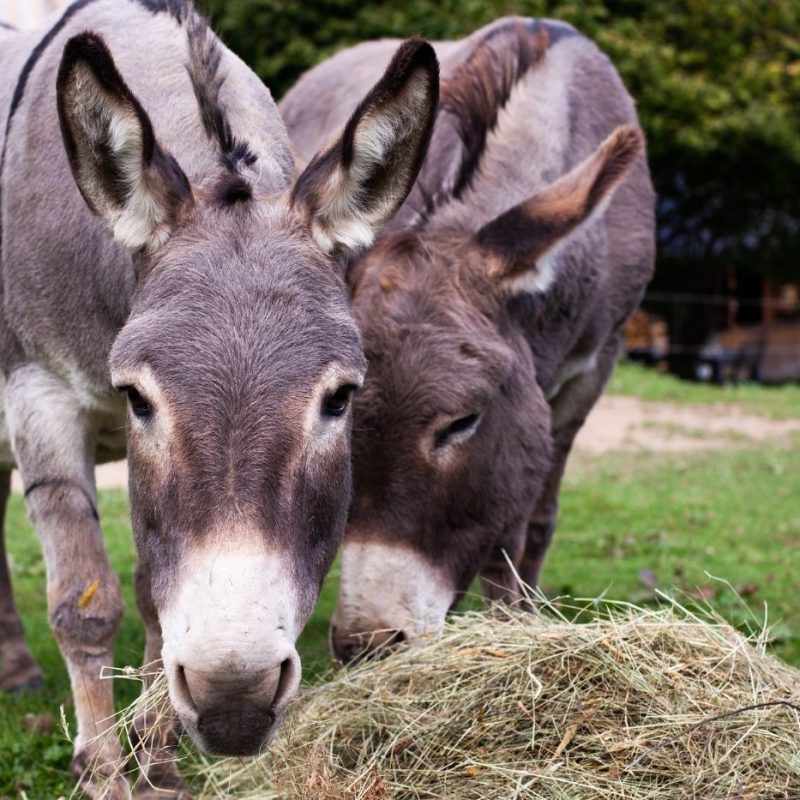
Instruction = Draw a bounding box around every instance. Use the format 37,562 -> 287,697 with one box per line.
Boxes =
9,397 -> 799,493
573,395 -> 800,454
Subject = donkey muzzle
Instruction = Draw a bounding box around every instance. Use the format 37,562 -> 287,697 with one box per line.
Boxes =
158,543 -> 305,755
330,624 -> 406,665
330,540 -> 456,662
167,648 -> 300,755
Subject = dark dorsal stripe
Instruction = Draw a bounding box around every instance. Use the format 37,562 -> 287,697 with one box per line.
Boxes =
1,0 -> 255,249
6,0 -> 100,134
0,0 -> 101,263
5,2 -> 191,142
135,0 -> 191,23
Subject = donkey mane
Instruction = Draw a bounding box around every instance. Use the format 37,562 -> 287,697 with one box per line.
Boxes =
184,11 -> 259,182
442,20 -> 549,201
140,0 -> 260,189
409,19 -> 578,231
136,0 -> 192,21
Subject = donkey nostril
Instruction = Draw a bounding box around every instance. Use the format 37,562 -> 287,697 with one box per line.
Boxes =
370,628 -> 406,654
270,656 -> 298,715
333,629 -> 407,665
389,629 -> 405,645
332,635 -> 363,665
172,664 -> 198,718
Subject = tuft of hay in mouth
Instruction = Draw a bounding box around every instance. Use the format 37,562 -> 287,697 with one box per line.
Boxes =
108,598 -> 800,799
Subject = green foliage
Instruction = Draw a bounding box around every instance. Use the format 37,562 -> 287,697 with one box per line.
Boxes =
197,0 -> 800,274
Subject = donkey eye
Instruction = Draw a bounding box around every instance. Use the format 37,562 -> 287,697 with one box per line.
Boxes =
121,386 -> 152,419
435,413 -> 481,449
322,384 -> 357,418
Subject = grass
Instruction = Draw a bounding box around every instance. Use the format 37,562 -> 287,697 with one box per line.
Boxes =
0,367 -> 798,797
550,447 -> 800,664
608,360 -> 800,419
0,492 -> 140,798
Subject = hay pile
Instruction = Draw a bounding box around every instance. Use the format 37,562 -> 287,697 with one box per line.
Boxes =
115,600 -> 800,799
195,600 -> 800,799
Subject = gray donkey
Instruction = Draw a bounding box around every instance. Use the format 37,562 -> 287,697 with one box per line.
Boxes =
0,0 -> 437,795
280,18 -> 655,662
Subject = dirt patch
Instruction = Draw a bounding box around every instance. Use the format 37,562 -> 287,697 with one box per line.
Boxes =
574,395 -> 800,455
10,461 -> 128,494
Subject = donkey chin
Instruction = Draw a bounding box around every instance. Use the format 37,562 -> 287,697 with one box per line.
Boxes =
329,541 -> 456,664
158,546 -> 303,756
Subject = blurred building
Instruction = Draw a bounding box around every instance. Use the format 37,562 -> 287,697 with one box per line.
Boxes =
0,0 -> 70,28
628,274 -> 800,385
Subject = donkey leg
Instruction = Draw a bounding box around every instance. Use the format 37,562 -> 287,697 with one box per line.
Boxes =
520,339 -> 621,589
0,468 -> 44,692
479,528 -> 526,605
132,562 -> 191,800
6,365 -> 129,798
519,446 -> 570,590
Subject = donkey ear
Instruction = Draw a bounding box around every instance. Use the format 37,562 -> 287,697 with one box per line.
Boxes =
57,33 -> 193,253
476,125 -> 644,292
291,38 -> 439,254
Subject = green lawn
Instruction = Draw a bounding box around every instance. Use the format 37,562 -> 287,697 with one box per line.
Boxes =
0,492 -> 138,798
608,361 -> 800,419
1,366 -> 798,797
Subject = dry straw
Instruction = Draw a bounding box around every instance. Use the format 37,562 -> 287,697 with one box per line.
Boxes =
93,596 -> 800,799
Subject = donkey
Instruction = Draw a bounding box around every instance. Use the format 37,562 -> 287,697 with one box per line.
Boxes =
0,0 -> 437,795
280,17 -> 655,662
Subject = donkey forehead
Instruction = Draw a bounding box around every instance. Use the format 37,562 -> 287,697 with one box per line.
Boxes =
354,229 -> 499,322
119,304 -> 360,375
152,202 -> 353,305
353,315 -> 514,426
111,211 -> 364,389
168,199 -> 330,270
114,297 -> 362,386
354,269 -> 513,397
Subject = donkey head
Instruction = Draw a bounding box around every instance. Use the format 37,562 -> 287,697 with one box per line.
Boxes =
331,126 -> 644,662
56,32 -> 438,754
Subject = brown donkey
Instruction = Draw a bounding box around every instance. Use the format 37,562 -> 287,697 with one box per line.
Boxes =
280,17 -> 655,661
0,0 -> 437,795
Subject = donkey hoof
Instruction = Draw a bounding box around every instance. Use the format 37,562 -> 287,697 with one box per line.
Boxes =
134,776 -> 193,799
134,787 -> 192,800
1,665 -> 45,694
73,747 -> 133,800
